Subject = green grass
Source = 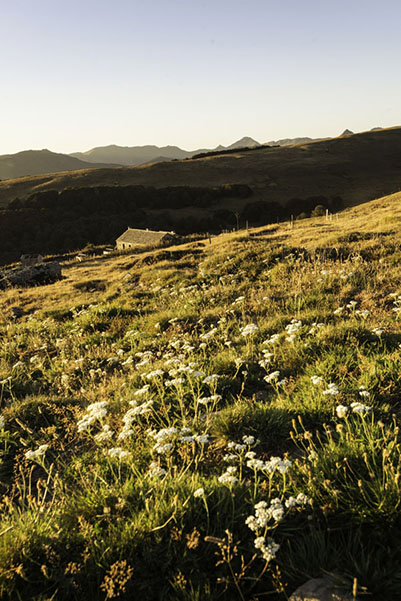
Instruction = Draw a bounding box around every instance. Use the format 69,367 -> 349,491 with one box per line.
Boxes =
2,205 -> 401,599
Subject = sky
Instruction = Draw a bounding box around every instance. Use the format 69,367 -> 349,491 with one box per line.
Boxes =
1,0 -> 401,154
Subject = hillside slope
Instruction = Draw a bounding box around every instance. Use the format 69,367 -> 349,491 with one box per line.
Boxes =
1,194 -> 401,599
1,127 -> 401,209
0,149 -> 119,180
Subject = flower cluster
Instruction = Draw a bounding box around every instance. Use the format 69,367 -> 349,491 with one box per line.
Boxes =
322,383 -> 339,396
240,323 -> 259,337
148,461 -> 167,479
285,319 -> 303,342
264,370 -> 280,384
253,536 -> 280,562
246,455 -> 292,475
77,401 -> 108,433
25,444 -> 49,461
118,400 -> 153,440
145,369 -> 164,380
94,424 -> 114,443
149,426 -> 177,454
218,466 -> 239,485
245,499 -> 283,561
263,333 -> 280,345
107,447 -> 131,460
336,402 -> 372,417
197,394 -> 222,406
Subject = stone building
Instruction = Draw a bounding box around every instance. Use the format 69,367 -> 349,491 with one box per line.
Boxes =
116,228 -> 176,250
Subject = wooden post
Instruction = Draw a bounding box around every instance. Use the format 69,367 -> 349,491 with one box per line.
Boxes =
326,209 -> 329,221
291,215 -> 294,228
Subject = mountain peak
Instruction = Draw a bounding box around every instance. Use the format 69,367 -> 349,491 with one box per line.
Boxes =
340,129 -> 354,136
227,136 -> 260,150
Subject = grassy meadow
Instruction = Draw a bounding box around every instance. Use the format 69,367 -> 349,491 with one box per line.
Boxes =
1,193 -> 401,599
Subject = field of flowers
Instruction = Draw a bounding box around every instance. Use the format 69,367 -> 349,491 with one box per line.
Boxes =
1,196 -> 401,600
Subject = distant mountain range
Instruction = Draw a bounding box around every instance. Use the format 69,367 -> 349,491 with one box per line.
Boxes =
0,149 -> 118,181
0,137 -> 264,180
0,129 -> 383,180
69,136 -> 262,167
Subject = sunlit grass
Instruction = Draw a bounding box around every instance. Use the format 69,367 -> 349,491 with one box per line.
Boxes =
1,194 -> 401,598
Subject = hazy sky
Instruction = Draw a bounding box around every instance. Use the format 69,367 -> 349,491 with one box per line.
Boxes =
2,0 -> 401,154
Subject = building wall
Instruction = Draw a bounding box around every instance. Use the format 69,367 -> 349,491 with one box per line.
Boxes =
116,241 -> 133,250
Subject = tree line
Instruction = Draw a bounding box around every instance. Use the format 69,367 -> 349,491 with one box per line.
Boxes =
0,184 -> 342,265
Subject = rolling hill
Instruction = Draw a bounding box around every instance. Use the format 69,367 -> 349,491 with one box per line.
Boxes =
0,149 -> 119,180
1,126 -> 401,211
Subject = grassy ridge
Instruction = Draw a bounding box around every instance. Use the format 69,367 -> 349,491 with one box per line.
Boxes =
1,193 -> 401,599
1,126 -> 401,210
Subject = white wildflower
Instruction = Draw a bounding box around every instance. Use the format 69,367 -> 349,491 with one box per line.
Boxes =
148,462 -> 167,479
285,496 -> 298,509
164,377 -> 185,387
240,323 -> 259,337
25,444 -> 49,460
145,369 -> 164,380
218,467 -> 239,485
263,456 -> 292,474
200,328 -> 218,341
351,402 -> 371,415
203,374 -> 220,384
247,458 -> 266,470
242,435 -> 255,445
260,539 -> 280,562
336,405 -> 349,418
223,454 -> 239,463
153,442 -> 173,454
94,425 -> 114,443
254,536 -> 266,550
107,447 -> 130,460
264,371 -> 280,383
296,492 -> 310,505
322,383 -> 339,396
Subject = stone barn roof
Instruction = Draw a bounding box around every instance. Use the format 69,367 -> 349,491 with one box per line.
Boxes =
116,228 -> 176,246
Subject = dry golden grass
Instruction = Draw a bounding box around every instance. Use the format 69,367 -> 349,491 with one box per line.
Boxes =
1,127 -> 401,209
2,190 -> 401,318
